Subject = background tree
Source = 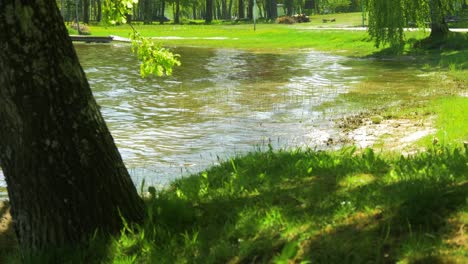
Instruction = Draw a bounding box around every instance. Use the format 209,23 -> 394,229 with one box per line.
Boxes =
366,0 -> 464,47
0,0 -> 146,255
83,0 -> 90,23
238,0 -> 245,18
206,0 -> 213,22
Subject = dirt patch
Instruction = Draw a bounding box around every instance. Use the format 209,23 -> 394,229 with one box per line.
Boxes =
336,112 -> 436,154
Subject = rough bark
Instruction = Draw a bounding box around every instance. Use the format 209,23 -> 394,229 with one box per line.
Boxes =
0,0 -> 145,254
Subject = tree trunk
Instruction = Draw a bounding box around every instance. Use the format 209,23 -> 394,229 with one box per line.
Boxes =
266,0 -> 277,20
96,0 -> 102,22
247,0 -> 253,19
228,0 -> 233,19
429,0 -> 449,38
285,0 -> 293,16
0,0 -> 145,255
206,0 -> 213,23
143,0 -> 152,24
238,0 -> 245,18
160,0 -> 166,24
175,0 -> 180,24
192,4 -> 197,19
216,0 -> 221,19
221,0 -> 228,19
83,0 -> 89,23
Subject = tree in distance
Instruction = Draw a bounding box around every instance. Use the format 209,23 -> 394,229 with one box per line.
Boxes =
366,0 -> 464,47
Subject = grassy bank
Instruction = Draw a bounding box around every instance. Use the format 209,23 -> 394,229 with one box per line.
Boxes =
4,145 -> 465,263
130,146 -> 467,264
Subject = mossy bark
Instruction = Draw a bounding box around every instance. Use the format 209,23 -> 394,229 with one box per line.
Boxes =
0,0 -> 145,254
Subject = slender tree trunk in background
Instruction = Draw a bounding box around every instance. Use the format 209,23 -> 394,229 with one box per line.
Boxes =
238,0 -> 245,18
175,0 -> 180,23
228,0 -> 233,18
216,0 -> 221,19
74,0 -> 81,34
0,0 -> 145,254
247,0 -> 253,19
192,4 -> 197,19
96,0 -> 102,22
429,0 -> 449,38
221,0 -> 228,19
83,0 -> 89,23
160,0 -> 166,24
266,0 -> 277,19
285,0 -> 293,16
143,0 -> 152,24
271,0 -> 277,19
206,0 -> 213,23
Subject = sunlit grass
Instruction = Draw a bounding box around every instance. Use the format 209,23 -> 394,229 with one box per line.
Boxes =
86,23 -> 433,56
427,97 -> 468,146
98,146 -> 467,263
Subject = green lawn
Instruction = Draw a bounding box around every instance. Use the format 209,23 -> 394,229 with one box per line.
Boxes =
83,22 -> 435,56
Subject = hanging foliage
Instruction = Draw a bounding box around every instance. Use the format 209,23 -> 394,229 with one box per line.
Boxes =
102,0 -> 138,24
130,32 -> 181,77
101,0 -> 181,77
366,0 -> 464,47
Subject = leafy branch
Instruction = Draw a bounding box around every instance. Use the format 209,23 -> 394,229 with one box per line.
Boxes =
130,32 -> 181,78
102,0 -> 181,78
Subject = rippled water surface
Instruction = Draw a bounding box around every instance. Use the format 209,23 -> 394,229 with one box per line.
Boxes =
75,44 -> 368,186
0,43 -> 432,192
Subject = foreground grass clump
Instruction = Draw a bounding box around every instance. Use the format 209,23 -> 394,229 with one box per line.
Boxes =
105,146 -> 467,263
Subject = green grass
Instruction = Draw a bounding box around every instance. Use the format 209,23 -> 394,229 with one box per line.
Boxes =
423,97 -> 468,146
85,23 -> 436,56
10,145 -> 465,263
28,145 -> 462,263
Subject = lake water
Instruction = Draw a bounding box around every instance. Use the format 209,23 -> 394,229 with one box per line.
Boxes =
0,43 -> 434,194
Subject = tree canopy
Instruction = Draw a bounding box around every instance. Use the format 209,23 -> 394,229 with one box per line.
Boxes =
366,0 -> 465,47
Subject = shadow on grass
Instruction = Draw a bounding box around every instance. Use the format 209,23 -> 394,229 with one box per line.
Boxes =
301,180 -> 467,263
369,32 -> 468,70
0,200 -> 116,264
140,146 -> 467,263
